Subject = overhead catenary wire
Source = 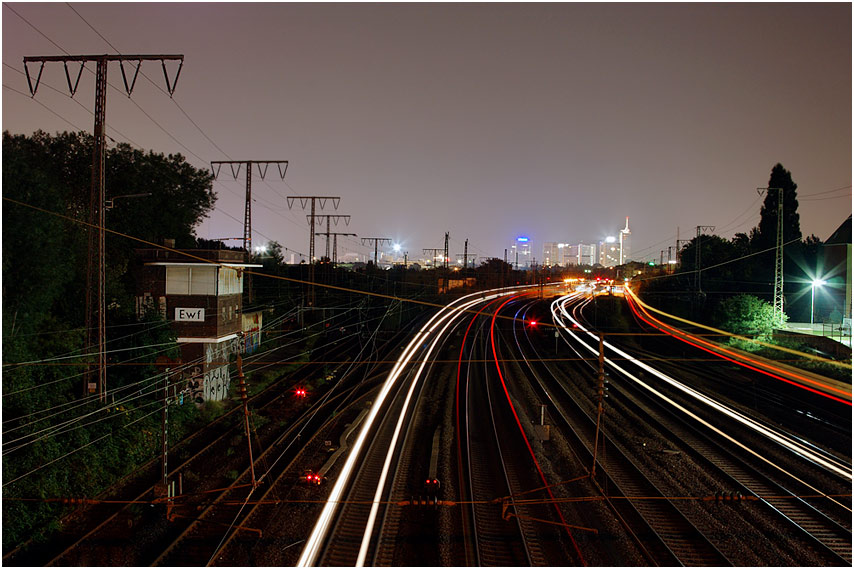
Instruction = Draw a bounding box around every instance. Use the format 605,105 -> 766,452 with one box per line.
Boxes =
2,299 -> 399,470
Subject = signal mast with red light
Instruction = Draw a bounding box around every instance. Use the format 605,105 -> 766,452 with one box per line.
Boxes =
295,387 -> 307,398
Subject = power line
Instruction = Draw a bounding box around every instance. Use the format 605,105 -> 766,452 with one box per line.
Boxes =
2,83 -> 86,131
800,184 -> 851,197
3,3 -> 70,54
63,2 -> 235,161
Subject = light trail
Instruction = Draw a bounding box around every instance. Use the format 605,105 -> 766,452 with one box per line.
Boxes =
624,287 -> 851,404
551,295 -> 852,493
297,285 -> 532,567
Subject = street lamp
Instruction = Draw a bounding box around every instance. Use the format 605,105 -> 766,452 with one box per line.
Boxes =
811,279 -> 826,325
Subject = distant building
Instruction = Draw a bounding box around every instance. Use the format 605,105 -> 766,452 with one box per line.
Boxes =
599,236 -> 620,267
820,215 -> 852,327
577,243 -> 597,265
620,216 -> 632,264
542,242 -> 577,267
135,247 -> 261,404
511,236 -> 532,269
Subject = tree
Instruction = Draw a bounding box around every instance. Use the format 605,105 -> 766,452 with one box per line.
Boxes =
2,130 -> 215,549
754,163 -> 802,252
3,130 -> 216,324
713,294 -> 783,341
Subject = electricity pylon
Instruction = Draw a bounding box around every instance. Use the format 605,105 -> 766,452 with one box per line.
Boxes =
758,187 -> 786,325
287,195 -> 340,306
361,237 -> 392,266
211,160 -> 289,255
316,232 -> 357,266
310,214 -> 351,259
24,53 -> 184,402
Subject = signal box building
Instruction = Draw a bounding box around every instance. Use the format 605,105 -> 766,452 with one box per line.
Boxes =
134,247 -> 261,403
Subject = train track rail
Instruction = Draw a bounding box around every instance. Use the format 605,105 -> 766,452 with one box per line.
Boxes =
553,293 -> 852,565
459,314 -> 538,566
570,297 -> 853,564
512,296 -> 732,566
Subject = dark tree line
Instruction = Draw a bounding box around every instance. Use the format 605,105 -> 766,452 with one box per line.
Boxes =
2,130 -> 216,549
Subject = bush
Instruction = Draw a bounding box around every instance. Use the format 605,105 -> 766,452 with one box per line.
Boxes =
713,294 -> 782,341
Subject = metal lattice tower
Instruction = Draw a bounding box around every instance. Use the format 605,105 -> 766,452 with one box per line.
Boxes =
24,53 -> 184,401
443,232 -> 450,271
361,237 -> 392,265
422,248 -> 443,269
316,232 -> 357,266
311,215 -> 351,259
211,161 -> 289,255
694,225 -> 715,294
758,187 -> 785,325
287,196 -> 340,305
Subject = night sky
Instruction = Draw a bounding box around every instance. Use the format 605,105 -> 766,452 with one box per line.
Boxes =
3,3 -> 851,263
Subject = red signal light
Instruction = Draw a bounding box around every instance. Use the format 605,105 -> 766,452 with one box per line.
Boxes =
295,388 -> 306,398
528,320 -> 538,328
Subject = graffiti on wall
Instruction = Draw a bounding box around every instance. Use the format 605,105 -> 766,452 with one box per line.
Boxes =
203,342 -> 232,402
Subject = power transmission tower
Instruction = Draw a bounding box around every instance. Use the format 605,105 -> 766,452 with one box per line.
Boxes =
211,161 -> 289,255
443,232 -> 450,271
361,237 -> 392,266
24,53 -> 184,402
758,187 -> 786,325
311,214 -> 351,259
695,225 -> 715,294
316,232 -> 356,266
423,248 -> 444,267
287,195 -> 340,306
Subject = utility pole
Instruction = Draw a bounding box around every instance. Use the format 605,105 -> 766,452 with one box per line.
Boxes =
211,161 -> 289,255
758,187 -> 786,325
317,232 -> 356,266
212,161 -> 288,305
458,239 -> 475,268
361,237 -> 392,266
311,214 -> 351,260
423,248 -> 443,267
236,355 -> 257,488
591,333 -> 606,478
287,195 -> 340,306
24,53 -> 184,402
695,225 -> 715,294
443,232 -> 450,271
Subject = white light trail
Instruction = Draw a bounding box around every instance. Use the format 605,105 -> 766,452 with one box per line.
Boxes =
298,285 -> 529,567
550,295 -> 852,491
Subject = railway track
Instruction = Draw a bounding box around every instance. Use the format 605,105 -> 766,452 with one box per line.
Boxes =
570,297 -> 853,564
551,292 -> 852,565
507,297 -> 730,566
22,312 -> 403,566
460,316 -> 536,566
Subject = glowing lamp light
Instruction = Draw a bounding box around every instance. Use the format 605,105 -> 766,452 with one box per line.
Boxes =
393,243 -> 402,252
605,236 -> 616,243
516,236 -> 529,242
810,279 -> 827,325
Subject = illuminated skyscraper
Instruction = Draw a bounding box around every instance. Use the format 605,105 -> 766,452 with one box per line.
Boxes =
619,217 -> 631,264
511,236 -> 532,268
599,236 -> 620,267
